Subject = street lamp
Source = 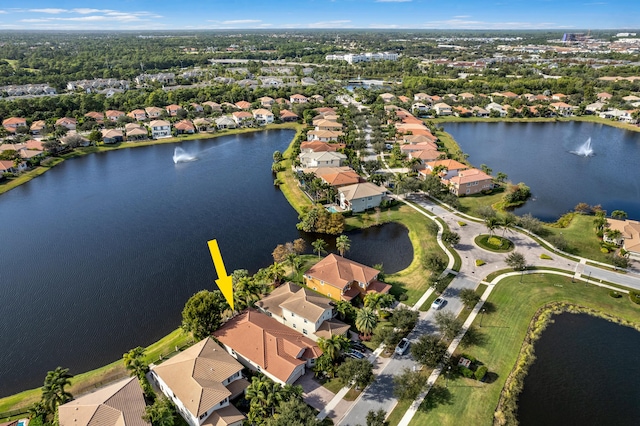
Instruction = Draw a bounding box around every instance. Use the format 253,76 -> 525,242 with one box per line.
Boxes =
480,308 -> 486,327
445,365 -> 451,388
520,266 -> 526,283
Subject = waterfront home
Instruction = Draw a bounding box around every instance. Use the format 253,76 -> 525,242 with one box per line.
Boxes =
605,219 -> 640,259
304,254 -> 391,302
255,282 -> 350,341
338,182 -> 386,213
413,93 -> 431,102
213,309 -> 322,385
193,117 -> 214,132
145,106 -> 165,119
150,338 -> 248,426
550,102 -> 575,116
412,102 -> 430,115
235,100 -> 251,110
105,110 -> 125,122
306,129 -> 343,143
290,94 -> 308,104
202,101 -> 222,112
300,141 -> 345,153
279,109 -> 299,122
599,108 -> 638,123
61,134 -> 90,147
127,109 -> 147,121
408,148 -> 442,163
55,117 -> 77,131
252,108 -> 274,125
2,117 -> 27,133
165,104 -> 183,117
215,116 -> 237,130
30,120 -> 47,136
423,159 -> 468,180
447,168 -> 494,196
149,120 -> 171,139
174,119 -> 196,134
400,140 -> 438,153
315,168 -> 362,188
258,96 -> 275,108
433,102 -> 452,116
486,102 -> 507,117
125,123 -> 148,140
471,106 -> 490,118
0,160 -> 27,174
458,92 -> 475,101
58,377 -> 150,426
298,151 -> 346,168
231,111 -> 253,126
101,129 -> 124,144
314,119 -> 343,131
454,106 -> 473,117
402,133 -> 438,145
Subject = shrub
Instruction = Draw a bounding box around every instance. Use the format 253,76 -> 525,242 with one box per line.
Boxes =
397,293 -> 409,302
629,291 -> 640,305
40,157 -> 56,166
600,248 -> 609,253
475,366 -> 488,381
475,259 -> 486,266
540,254 -> 552,260
609,291 -> 622,299
458,221 -> 467,226
459,366 -> 474,378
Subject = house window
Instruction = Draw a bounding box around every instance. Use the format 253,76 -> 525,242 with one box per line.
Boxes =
291,312 -> 295,317
367,196 -> 373,200
313,287 -> 317,291
303,329 -> 308,335
293,324 -> 297,328
304,319 -> 308,323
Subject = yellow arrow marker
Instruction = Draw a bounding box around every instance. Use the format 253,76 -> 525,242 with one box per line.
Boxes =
207,239 -> 234,311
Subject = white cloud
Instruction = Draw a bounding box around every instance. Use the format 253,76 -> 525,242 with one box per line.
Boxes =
453,15 -> 471,18
422,18 -> 570,29
369,24 -> 402,28
307,20 -> 351,28
0,10 -> 8,14
221,19 -> 262,24
20,18 -> 51,22
29,8 -> 67,14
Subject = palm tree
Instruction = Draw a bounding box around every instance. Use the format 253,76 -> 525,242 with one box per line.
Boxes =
335,234 -> 351,257
605,229 -> 623,245
123,346 -> 152,396
594,213 -> 608,232
318,335 -> 351,362
284,252 -> 301,277
484,216 -> 500,237
266,262 -> 286,285
356,307 -> 378,339
334,300 -> 353,321
312,238 -> 328,258
41,367 -> 73,414
501,213 -> 517,237
234,276 -> 264,311
364,293 -> 395,316
405,157 -> 422,173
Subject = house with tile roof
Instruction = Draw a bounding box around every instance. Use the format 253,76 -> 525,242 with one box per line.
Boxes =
145,107 -> 165,119
423,159 -> 468,181
234,101 -> 251,110
231,111 -> 253,126
215,116 -> 237,130
279,109 -> 299,122
338,182 -> 386,213
298,151 -> 346,168
290,94 -> 308,104
314,119 -> 343,132
433,102 -> 453,116
203,101 -> 223,112
447,168 -> 494,196
125,123 -> 148,140
127,109 -> 147,121
2,117 -> 27,133
300,141 -> 345,153
258,96 -> 275,108
30,120 -> 47,135
550,102 -> 575,116
174,119 -> 196,134
252,108 -> 274,125
101,129 -> 124,144
255,282 -> 350,341
55,117 -> 77,130
105,110 -> 125,122
149,120 -> 171,139
213,309 -> 322,385
605,219 -> 640,260
150,338 -> 248,426
304,254 -> 391,301
58,376 -> 150,426
315,168 -> 362,188
306,130 -> 344,143
166,104 -> 183,117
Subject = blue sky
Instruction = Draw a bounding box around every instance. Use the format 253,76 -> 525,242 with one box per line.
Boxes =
0,1 -> 637,30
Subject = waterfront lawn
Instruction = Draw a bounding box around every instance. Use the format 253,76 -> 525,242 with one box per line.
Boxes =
457,189 -> 505,216
543,214 -> 609,263
346,205 -> 446,306
276,126 -> 312,215
399,274 -> 640,426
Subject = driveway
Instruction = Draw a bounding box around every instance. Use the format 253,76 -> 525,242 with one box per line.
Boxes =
297,373 -> 351,422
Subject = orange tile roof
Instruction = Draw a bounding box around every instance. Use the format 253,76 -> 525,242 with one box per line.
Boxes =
300,141 -> 344,152
235,101 -> 251,109
426,159 -> 467,171
305,254 -> 379,291
449,168 -> 493,185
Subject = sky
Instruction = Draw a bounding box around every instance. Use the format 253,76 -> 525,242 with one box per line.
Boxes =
0,1 -> 638,31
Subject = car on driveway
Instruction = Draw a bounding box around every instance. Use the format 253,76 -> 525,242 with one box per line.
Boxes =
347,350 -> 366,359
395,337 -> 410,355
432,297 -> 445,310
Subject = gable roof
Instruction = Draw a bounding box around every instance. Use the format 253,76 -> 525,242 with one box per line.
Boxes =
235,101 -> 251,109
316,169 -> 361,187
58,377 -> 150,426
338,182 -> 386,201
426,159 -> 467,171
256,282 -> 333,323
213,309 -> 322,384
449,168 -> 493,185
300,141 -> 344,152
152,338 -> 244,417
305,253 -> 379,290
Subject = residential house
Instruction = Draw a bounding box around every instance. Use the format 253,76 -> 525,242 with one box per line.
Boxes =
61,134 -> 90,147
380,93 -> 396,103
447,168 -> 494,196
486,102 -> 507,117
280,110 -> 299,122
193,118 -> 215,132
408,148 -> 441,163
314,119 -> 343,132
2,117 -> 27,133
174,120 -> 196,134
423,159 -> 468,180
58,377 -> 150,426
413,93 -> 431,102
402,133 -> 438,146
255,282 -> 350,341
552,93 -> 567,101
300,141 -> 345,153
599,108 -> 638,123
315,168 -> 362,188
166,104 -> 183,117
605,219 -> 640,259
306,130 -> 343,143
444,94 -> 458,102
290,94 -> 308,104
304,254 -> 391,301
149,120 -> 171,139
400,141 -> 438,153
252,108 -> 274,125
150,338 -> 248,426
215,116 -> 237,130
213,309 -> 322,385
105,110 -> 125,122
311,94 -> 324,103
55,117 -> 77,131
550,102 -> 574,116
127,109 -> 147,121
30,120 -> 47,136
0,160 -> 27,174
597,92 -> 613,102
258,97 -> 275,108
458,92 -> 475,101
202,101 -> 223,113
275,98 -> 291,106
338,182 -> 386,213
190,103 -> 204,113
586,102 -> 606,114
235,101 -> 252,110
500,91 -> 519,99
412,102 -> 430,115
397,95 -> 410,103
145,106 -> 165,119
125,123 -> 148,140
433,102 -> 452,116
101,129 -> 124,144
453,106 -> 472,117
623,95 -> 640,103
298,151 -> 346,168
231,111 -> 253,126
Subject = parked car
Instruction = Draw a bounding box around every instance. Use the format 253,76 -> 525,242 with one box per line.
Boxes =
432,297 -> 445,310
395,338 -> 410,355
347,349 -> 366,359
352,342 -> 367,352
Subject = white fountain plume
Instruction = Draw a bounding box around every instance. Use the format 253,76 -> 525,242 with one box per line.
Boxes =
173,147 -> 197,164
571,137 -> 594,157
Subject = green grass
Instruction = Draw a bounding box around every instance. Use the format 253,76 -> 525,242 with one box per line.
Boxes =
474,235 -> 514,253
542,214 -> 610,262
457,190 -> 506,215
540,253 -> 553,260
403,273 -> 640,426
321,378 -> 344,394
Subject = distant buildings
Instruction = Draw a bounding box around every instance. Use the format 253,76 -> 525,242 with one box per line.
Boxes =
325,52 -> 399,64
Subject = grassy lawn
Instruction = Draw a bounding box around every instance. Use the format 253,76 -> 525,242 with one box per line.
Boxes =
474,235 -> 514,253
276,126 -> 313,215
542,214 -> 609,263
345,205 -> 446,306
321,377 -> 344,394
403,273 -> 640,426
457,189 -> 505,216
0,158 -> 64,195
0,329 -> 193,415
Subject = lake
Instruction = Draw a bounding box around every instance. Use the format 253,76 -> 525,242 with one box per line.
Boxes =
517,313 -> 640,425
0,130 -> 412,397
443,121 -> 640,221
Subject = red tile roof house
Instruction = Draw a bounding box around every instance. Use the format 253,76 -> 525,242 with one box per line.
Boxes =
213,309 -> 322,385
127,109 -> 147,121
174,119 -> 196,134
105,110 -> 125,122
447,168 -> 494,196
422,159 -> 468,181
84,111 -> 105,123
55,117 -> 77,130
234,100 -> 252,110
0,160 -> 27,174
150,337 -> 248,426
231,111 -> 253,126
145,106 -> 165,119
2,117 -> 27,133
303,253 -> 391,302
165,104 -> 183,117
279,109 -> 299,122
30,120 -> 47,136
290,94 -> 308,104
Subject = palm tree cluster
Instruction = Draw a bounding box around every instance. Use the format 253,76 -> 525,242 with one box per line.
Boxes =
245,375 -> 303,425
37,366 -> 73,420
123,346 -> 153,397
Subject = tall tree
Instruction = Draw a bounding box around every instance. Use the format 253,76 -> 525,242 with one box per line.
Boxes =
41,367 -> 73,414
435,311 -> 463,340
505,251 -> 527,271
318,334 -> 351,362
356,307 -> 378,339
335,234 -> 351,257
122,346 -> 153,396
484,216 -> 500,237
312,238 -> 328,258
181,290 -> 229,340
410,335 -> 447,368
363,293 -> 395,317
336,359 -> 374,389
142,397 -> 176,426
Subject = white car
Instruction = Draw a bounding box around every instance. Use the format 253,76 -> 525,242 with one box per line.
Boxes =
431,297 -> 445,310
395,338 -> 410,355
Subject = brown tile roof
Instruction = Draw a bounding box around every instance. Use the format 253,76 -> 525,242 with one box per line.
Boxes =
58,377 -> 150,426
84,112 -> 104,121
213,309 -> 321,384
152,338 -> 244,417
174,120 -> 195,131
317,170 -> 361,187
410,149 -> 441,162
232,111 -> 253,119
300,141 -> 345,152
280,109 -> 298,119
449,168 -> 493,185
426,159 -> 467,171
2,117 -> 26,125
202,404 -> 245,426
105,110 -> 124,117
314,318 -> 351,340
305,254 -> 379,291
235,101 -> 251,110
256,282 -> 333,323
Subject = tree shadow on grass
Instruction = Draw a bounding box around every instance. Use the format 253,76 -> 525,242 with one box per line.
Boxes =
459,325 -> 488,348
484,372 -> 500,384
481,301 -> 497,314
419,385 -> 454,412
